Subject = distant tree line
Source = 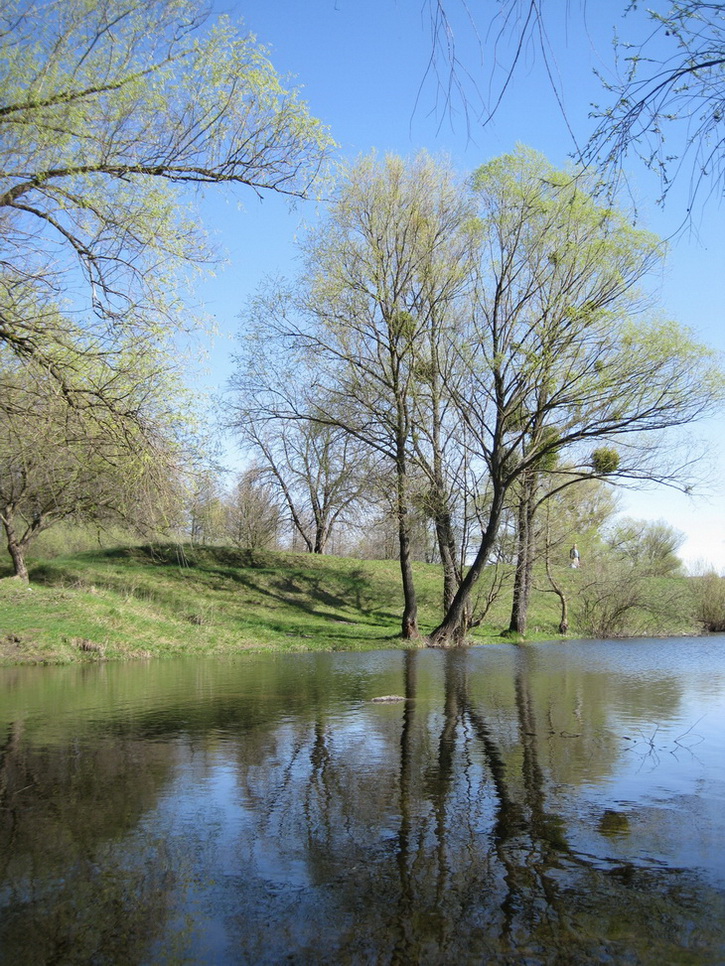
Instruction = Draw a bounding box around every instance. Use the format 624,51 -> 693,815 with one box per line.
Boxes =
174,464 -> 722,639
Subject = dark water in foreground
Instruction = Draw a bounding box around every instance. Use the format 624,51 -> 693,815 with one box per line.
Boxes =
1,639 -> 724,965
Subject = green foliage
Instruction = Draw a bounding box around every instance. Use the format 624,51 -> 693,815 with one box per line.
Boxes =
566,515 -> 689,636
235,146 -> 725,647
391,311 -> 417,344
591,447 -> 621,475
465,148 -> 725,489
187,472 -> 228,546
536,426 -> 561,471
225,468 -> 283,551
606,517 -> 685,576
690,571 -> 725,632
0,0 -> 332,393
571,559 -> 695,638
0,0 -> 334,578
421,145 -> 725,644
0,347 -> 193,577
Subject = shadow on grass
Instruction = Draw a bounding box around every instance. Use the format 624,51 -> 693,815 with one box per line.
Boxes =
105,544 -> 279,571
207,568 -> 399,627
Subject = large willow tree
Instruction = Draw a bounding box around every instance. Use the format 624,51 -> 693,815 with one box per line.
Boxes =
427,148 -> 724,646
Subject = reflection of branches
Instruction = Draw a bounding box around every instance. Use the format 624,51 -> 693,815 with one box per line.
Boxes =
392,649 -> 420,962
623,717 -> 705,769
0,729 -> 175,962
434,649 -> 576,939
673,717 -> 706,751
233,654 -> 725,961
305,718 -> 334,843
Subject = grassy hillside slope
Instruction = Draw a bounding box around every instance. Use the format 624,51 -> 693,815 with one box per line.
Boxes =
0,544 -> 521,664
0,543 -> 701,665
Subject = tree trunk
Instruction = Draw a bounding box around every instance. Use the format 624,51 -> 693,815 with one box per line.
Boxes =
556,590 -> 569,635
508,530 -> 530,635
2,517 -> 29,582
428,373 -> 462,614
398,521 -> 419,637
427,489 -> 505,647
313,522 -> 329,554
396,454 -> 419,640
544,533 -> 569,634
508,474 -> 536,635
434,501 -> 461,613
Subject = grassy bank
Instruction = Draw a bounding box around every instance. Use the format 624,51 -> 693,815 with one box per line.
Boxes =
0,543 -> 535,665
0,543 -> 701,665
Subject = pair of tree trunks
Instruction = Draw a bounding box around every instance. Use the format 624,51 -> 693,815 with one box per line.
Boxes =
427,492 -> 506,647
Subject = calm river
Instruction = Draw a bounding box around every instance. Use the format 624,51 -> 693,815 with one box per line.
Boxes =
1,638 -> 724,965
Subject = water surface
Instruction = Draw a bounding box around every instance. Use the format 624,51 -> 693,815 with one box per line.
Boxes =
1,638 -> 724,964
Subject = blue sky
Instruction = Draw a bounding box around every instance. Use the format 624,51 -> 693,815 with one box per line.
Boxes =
195,1 -> 725,571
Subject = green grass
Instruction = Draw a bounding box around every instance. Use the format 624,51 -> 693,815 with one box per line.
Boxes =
0,544 -> 508,665
0,543 -> 701,666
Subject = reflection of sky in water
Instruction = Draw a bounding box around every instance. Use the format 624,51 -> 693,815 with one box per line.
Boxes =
142,753 -> 252,964
561,779 -> 725,890
141,709 -> 401,964
542,643 -> 725,889
140,638 -> 725,961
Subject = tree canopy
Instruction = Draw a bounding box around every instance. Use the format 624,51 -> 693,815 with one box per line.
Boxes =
0,345 -> 190,579
232,152 -> 475,637
0,0 -> 333,389
428,147 -> 724,645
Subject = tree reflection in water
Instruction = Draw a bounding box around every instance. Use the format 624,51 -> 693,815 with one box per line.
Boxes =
0,724 -> 177,965
0,647 -> 724,964
221,648 -> 725,964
